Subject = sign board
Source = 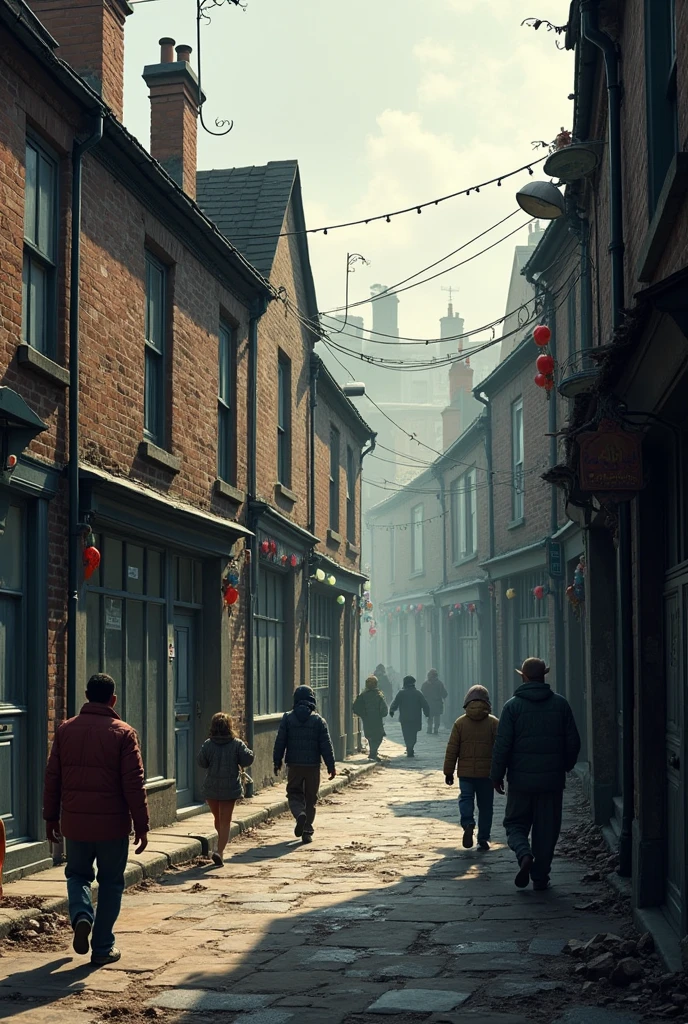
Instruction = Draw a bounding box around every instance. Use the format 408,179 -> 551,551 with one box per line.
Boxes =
104,598 -> 122,631
548,540 -> 563,579
578,420 -> 643,493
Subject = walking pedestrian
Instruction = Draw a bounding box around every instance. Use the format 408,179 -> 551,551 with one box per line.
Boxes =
273,685 -> 336,844
197,712 -> 254,867
389,676 -> 430,757
42,673 -> 149,965
353,675 -> 388,761
374,663 -> 394,705
490,657 -> 581,890
443,685 -> 499,850
421,669 -> 448,734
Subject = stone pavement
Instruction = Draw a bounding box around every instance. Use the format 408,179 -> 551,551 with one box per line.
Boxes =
0,724 -> 660,1024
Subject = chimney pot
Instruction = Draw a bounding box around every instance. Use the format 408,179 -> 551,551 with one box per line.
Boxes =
159,37 -> 175,62
175,44 -> 192,63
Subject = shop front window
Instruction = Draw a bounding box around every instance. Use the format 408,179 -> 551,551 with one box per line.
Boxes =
0,504 -> 27,842
310,593 -> 333,726
516,571 -> 549,666
255,569 -> 286,716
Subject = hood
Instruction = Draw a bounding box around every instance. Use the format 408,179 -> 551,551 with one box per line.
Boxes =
293,685 -> 316,707
403,680 -> 416,689
210,736 -> 233,745
465,700 -> 490,721
293,702 -> 314,724
515,681 -> 553,703
463,684 -> 490,708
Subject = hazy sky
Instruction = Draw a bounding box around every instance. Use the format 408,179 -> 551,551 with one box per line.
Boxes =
123,0 -> 573,364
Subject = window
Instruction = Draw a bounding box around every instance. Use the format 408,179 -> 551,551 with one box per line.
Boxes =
218,322 -> 235,483
346,445 -> 356,540
329,426 -> 340,533
144,252 -> 167,446
411,504 -> 424,574
277,353 -> 292,486
22,138 -> 57,354
310,593 -> 333,726
645,0 -> 678,214
516,571 -> 549,666
567,280 -> 578,358
86,535 -> 167,780
255,570 -> 286,716
0,505 -> 28,842
390,528 -> 396,583
511,398 -> 524,521
451,468 -> 477,561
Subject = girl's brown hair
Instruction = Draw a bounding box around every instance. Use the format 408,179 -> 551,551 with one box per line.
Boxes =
209,712 -> 235,739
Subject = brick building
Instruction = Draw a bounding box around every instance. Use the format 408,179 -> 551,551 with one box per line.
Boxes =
0,0 -> 370,881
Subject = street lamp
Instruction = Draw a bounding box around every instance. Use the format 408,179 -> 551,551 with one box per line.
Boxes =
343,382 -> 366,397
515,180 -> 565,219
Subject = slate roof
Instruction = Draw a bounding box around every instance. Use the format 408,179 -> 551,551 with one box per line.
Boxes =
196,161 -> 299,278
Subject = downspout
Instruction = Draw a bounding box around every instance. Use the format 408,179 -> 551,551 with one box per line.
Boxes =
581,0 -> 633,877
67,113 -> 103,720
245,297 -> 268,796
544,285 -> 566,697
304,353 -> 321,688
475,393 -> 497,698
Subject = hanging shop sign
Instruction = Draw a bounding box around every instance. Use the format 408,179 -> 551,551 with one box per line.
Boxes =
578,420 -> 643,494
547,539 -> 563,580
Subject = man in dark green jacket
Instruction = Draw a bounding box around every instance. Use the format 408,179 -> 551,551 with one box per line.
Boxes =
490,658 -> 581,891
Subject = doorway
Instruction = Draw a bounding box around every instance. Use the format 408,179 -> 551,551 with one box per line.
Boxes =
173,613 -> 196,809
663,577 -> 684,931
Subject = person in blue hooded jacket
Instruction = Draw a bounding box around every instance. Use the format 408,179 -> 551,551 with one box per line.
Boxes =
490,657 -> 581,891
273,685 -> 336,844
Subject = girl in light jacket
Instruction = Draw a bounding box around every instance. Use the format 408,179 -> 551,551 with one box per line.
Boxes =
197,713 -> 254,866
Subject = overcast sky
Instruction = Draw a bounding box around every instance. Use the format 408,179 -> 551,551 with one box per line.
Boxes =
123,0 -> 573,365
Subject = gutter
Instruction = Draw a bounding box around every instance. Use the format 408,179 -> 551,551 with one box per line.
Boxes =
66,114 -> 104,720
474,391 -> 497,696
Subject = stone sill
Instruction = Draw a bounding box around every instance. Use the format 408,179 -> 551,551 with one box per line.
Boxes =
346,541 -> 360,557
145,777 -> 175,793
637,153 -> 688,282
327,528 -> 342,547
508,517 -> 526,531
139,440 -> 181,474
453,552 -> 478,568
409,570 -> 425,579
214,479 -> 245,504
274,482 -> 297,504
16,344 -> 69,387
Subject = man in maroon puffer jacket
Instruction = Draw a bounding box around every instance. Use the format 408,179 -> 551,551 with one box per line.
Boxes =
43,673 -> 149,965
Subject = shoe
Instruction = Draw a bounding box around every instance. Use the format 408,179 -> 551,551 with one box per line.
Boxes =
515,854 -> 534,888
407,750 -> 415,758
294,812 -> 307,838
211,852 -> 224,867
301,833 -> 313,845
434,729 -> 439,735
478,840 -> 490,851
427,729 -> 432,735
72,916 -> 92,956
532,879 -> 550,891
462,826 -> 474,849
91,947 -> 121,966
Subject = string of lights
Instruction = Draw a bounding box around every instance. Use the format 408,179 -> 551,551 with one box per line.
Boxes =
371,442 -> 551,483
367,509 -> 450,531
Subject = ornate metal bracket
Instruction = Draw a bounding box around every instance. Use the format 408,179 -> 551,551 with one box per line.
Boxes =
196,0 -> 246,137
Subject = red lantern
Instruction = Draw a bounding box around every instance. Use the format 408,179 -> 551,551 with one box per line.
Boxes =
83,545 -> 101,581
281,554 -> 288,565
224,586 -> 239,606
260,540 -> 269,555
369,627 -> 377,636
395,605 -> 401,614
534,373 -> 547,389
468,603 -> 476,614
290,554 -> 298,568
533,585 -> 545,600
269,540 -> 277,555
536,354 -> 555,375
543,376 -> 555,392
533,325 -> 551,346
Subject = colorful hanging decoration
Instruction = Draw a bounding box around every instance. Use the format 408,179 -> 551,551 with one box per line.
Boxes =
533,585 -> 545,600
290,554 -> 298,568
223,586 -> 239,606
83,529 -> 101,582
532,325 -> 555,398
260,540 -> 270,555
337,594 -> 346,606
327,574 -> 336,586
506,588 -> 516,600
315,568 -> 326,582
468,603 -> 476,614
566,559 -> 586,618
533,325 -> 551,346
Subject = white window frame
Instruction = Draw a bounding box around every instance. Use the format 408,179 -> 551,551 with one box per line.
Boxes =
511,398 -> 525,522
411,504 -> 424,575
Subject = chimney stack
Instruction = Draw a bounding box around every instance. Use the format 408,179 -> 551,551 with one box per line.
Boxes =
142,38 -> 202,199
441,357 -> 474,450
28,0 -> 132,119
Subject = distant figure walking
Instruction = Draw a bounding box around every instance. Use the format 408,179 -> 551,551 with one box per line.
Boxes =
43,673 -> 149,966
273,685 -> 336,844
491,658 -> 581,891
444,685 -> 499,850
374,663 -> 394,705
389,676 -> 430,758
421,669 -> 448,734
198,713 -> 254,867
353,675 -> 389,761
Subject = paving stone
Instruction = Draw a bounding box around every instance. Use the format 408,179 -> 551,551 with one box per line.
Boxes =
491,977 -> 564,997
232,1013 -> 294,1024
0,1008 -> 98,1024
554,1009 -> 641,1024
453,941 -> 519,955
431,922 -> 536,944
528,937 -> 568,956
146,989 -> 272,1011
146,957 -> 255,988
306,948 -> 362,964
231,971 -> 335,995
368,988 -> 471,1013
322,923 -> 422,949
386,904 -> 483,923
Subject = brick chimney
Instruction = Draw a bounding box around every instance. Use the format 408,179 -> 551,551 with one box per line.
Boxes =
28,0 -> 132,120
142,39 -> 202,199
441,357 -> 474,450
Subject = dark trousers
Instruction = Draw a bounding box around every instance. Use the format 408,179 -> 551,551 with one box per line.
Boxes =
459,777 -> 494,841
401,724 -> 418,754
287,765 -> 321,835
65,838 -> 129,956
503,788 -> 564,883
427,715 -> 441,733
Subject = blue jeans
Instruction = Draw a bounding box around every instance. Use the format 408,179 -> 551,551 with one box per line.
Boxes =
65,838 -> 129,956
458,777 -> 494,842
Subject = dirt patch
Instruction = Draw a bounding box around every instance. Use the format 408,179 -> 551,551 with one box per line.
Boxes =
0,911 -> 71,954
0,895 -> 48,910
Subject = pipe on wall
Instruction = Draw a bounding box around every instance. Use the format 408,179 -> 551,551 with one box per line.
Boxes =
475,392 -> 498,699
67,114 -> 104,720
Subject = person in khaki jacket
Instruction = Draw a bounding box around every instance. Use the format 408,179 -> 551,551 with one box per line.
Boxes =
443,685 -> 499,850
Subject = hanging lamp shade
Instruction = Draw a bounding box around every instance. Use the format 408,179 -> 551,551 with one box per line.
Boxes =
515,180 -> 565,219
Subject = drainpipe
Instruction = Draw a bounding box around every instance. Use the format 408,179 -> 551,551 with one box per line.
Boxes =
543,286 -> 566,696
245,298 -> 268,796
475,393 -> 497,698
580,218 -> 593,352
67,114 -> 103,720
581,0 -> 633,877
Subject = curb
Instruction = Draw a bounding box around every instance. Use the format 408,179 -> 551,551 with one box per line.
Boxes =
0,758 -> 379,941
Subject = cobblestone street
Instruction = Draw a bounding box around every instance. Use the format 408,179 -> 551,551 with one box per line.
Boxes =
0,727 -> 663,1024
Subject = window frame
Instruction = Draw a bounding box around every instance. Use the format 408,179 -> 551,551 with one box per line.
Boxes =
645,0 -> 678,216
22,134 -> 58,357
511,398 -> 525,522
346,444 -> 356,540
411,503 -> 424,575
277,353 -> 292,487
255,568 -> 287,716
143,251 -> 168,447
389,526 -> 396,583
329,426 -> 341,533
217,320 -> 236,484
451,468 -> 477,562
